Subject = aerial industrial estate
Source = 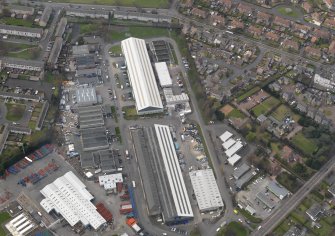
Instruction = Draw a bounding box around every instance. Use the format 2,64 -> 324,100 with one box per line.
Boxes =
0,0 -> 335,236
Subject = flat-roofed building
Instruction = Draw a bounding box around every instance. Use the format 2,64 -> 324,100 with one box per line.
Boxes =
114,11 -> 171,23
39,6 -> 52,27
0,24 -> 43,38
225,141 -> 243,158
1,57 -> 44,71
48,37 -> 63,68
76,86 -> 98,107
219,131 -> 233,142
266,181 -> 290,200
155,62 -> 172,87
121,37 -> 163,115
66,9 -> 109,19
8,5 -> 34,16
40,171 -> 106,230
136,124 -> 193,223
189,169 -> 223,212
55,17 -> 67,38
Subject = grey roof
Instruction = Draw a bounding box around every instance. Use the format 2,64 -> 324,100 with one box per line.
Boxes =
76,86 -> 97,105
233,163 -> 250,180
0,24 -> 43,34
73,45 -> 90,55
55,17 -> 67,37
93,149 -> 119,172
306,203 -> 323,220
257,114 -> 267,123
36,101 -> 49,130
80,126 -> 108,151
235,170 -> 255,189
67,8 -> 109,16
48,37 -> 63,66
77,76 -> 99,85
256,192 -> 276,209
76,55 -> 96,68
328,183 -> 335,196
78,105 -> 103,128
40,6 -> 52,24
8,5 -> 34,13
0,91 -> 40,101
266,181 -> 290,199
1,57 -> 44,68
0,125 -> 9,154
283,226 -> 305,236
9,125 -> 31,135
75,68 -> 98,77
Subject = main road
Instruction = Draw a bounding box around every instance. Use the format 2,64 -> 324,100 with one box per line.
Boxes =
253,157 -> 335,236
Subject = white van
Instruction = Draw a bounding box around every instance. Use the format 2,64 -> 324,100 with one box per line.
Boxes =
132,180 -> 136,188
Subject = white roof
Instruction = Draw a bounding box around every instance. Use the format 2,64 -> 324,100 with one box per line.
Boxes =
121,37 -> 163,113
154,62 -> 172,87
75,86 -> 97,105
5,213 -> 34,236
219,131 -> 233,142
189,169 -> 223,212
222,138 -> 236,150
154,124 -> 193,218
40,171 -> 106,230
98,173 -> 123,190
163,88 -> 189,105
228,154 -> 242,166
225,141 -> 243,158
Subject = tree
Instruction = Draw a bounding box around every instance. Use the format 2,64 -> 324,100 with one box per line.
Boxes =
292,163 -> 305,174
246,132 -> 256,142
215,109 -> 225,121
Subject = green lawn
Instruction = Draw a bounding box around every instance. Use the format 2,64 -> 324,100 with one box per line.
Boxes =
5,103 -> 26,122
227,108 -> 246,119
236,87 -> 260,103
0,17 -> 35,27
109,44 -> 122,55
122,106 -> 138,120
217,221 -> 249,236
291,132 -> 318,156
8,47 -> 41,60
53,0 -> 169,8
271,104 -> 300,122
0,212 -> 11,236
251,97 -> 281,117
276,6 -> 301,18
109,26 -> 172,42
79,23 -> 97,34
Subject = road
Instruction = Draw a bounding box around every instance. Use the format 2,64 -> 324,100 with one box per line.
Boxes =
253,157 -> 335,236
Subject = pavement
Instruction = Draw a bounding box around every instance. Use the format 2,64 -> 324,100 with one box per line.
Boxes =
253,157 -> 335,236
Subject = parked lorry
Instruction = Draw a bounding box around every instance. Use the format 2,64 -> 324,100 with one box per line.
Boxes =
120,202 -> 132,214
126,218 -> 143,234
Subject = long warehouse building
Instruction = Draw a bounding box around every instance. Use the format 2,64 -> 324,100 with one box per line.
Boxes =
40,171 -> 106,230
121,37 -> 163,115
136,124 -> 193,224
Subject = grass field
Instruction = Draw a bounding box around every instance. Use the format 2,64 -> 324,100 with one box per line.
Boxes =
122,106 -> 138,120
217,221 -> 249,236
109,26 -> 172,42
53,0 -> 169,8
109,44 -> 122,55
227,108 -> 246,119
271,104 -> 300,122
0,17 -> 35,27
0,212 -> 11,236
276,6 -> 301,18
251,97 -> 280,117
236,87 -> 260,103
291,132 -> 318,156
5,103 -> 26,122
8,47 -> 41,60
79,23 -> 97,34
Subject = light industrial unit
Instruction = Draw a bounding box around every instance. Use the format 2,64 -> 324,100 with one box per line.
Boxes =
40,171 -> 106,230
189,169 -> 223,212
121,37 -> 163,115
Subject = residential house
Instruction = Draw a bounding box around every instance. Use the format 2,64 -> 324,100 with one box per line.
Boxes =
236,3 -> 253,16
0,24 -> 43,38
265,31 -> 279,42
311,12 -> 323,26
328,183 -> 335,197
66,9 -> 109,19
324,17 -> 335,29
180,0 -> 193,8
219,0 -> 233,11
256,11 -> 272,25
304,46 -> 321,59
273,16 -> 291,28
113,11 -> 171,23
323,0 -> 335,9
281,38 -> 299,51
210,14 -> 225,26
306,204 -> 323,221
296,103 -> 307,113
8,5 -> 34,16
191,7 -> 208,19
311,29 -> 331,43
229,18 -> 244,29
1,57 -> 44,72
293,23 -> 311,34
329,40 -> 335,55
302,1 -> 313,13
248,25 -> 262,37
39,6 -> 52,27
